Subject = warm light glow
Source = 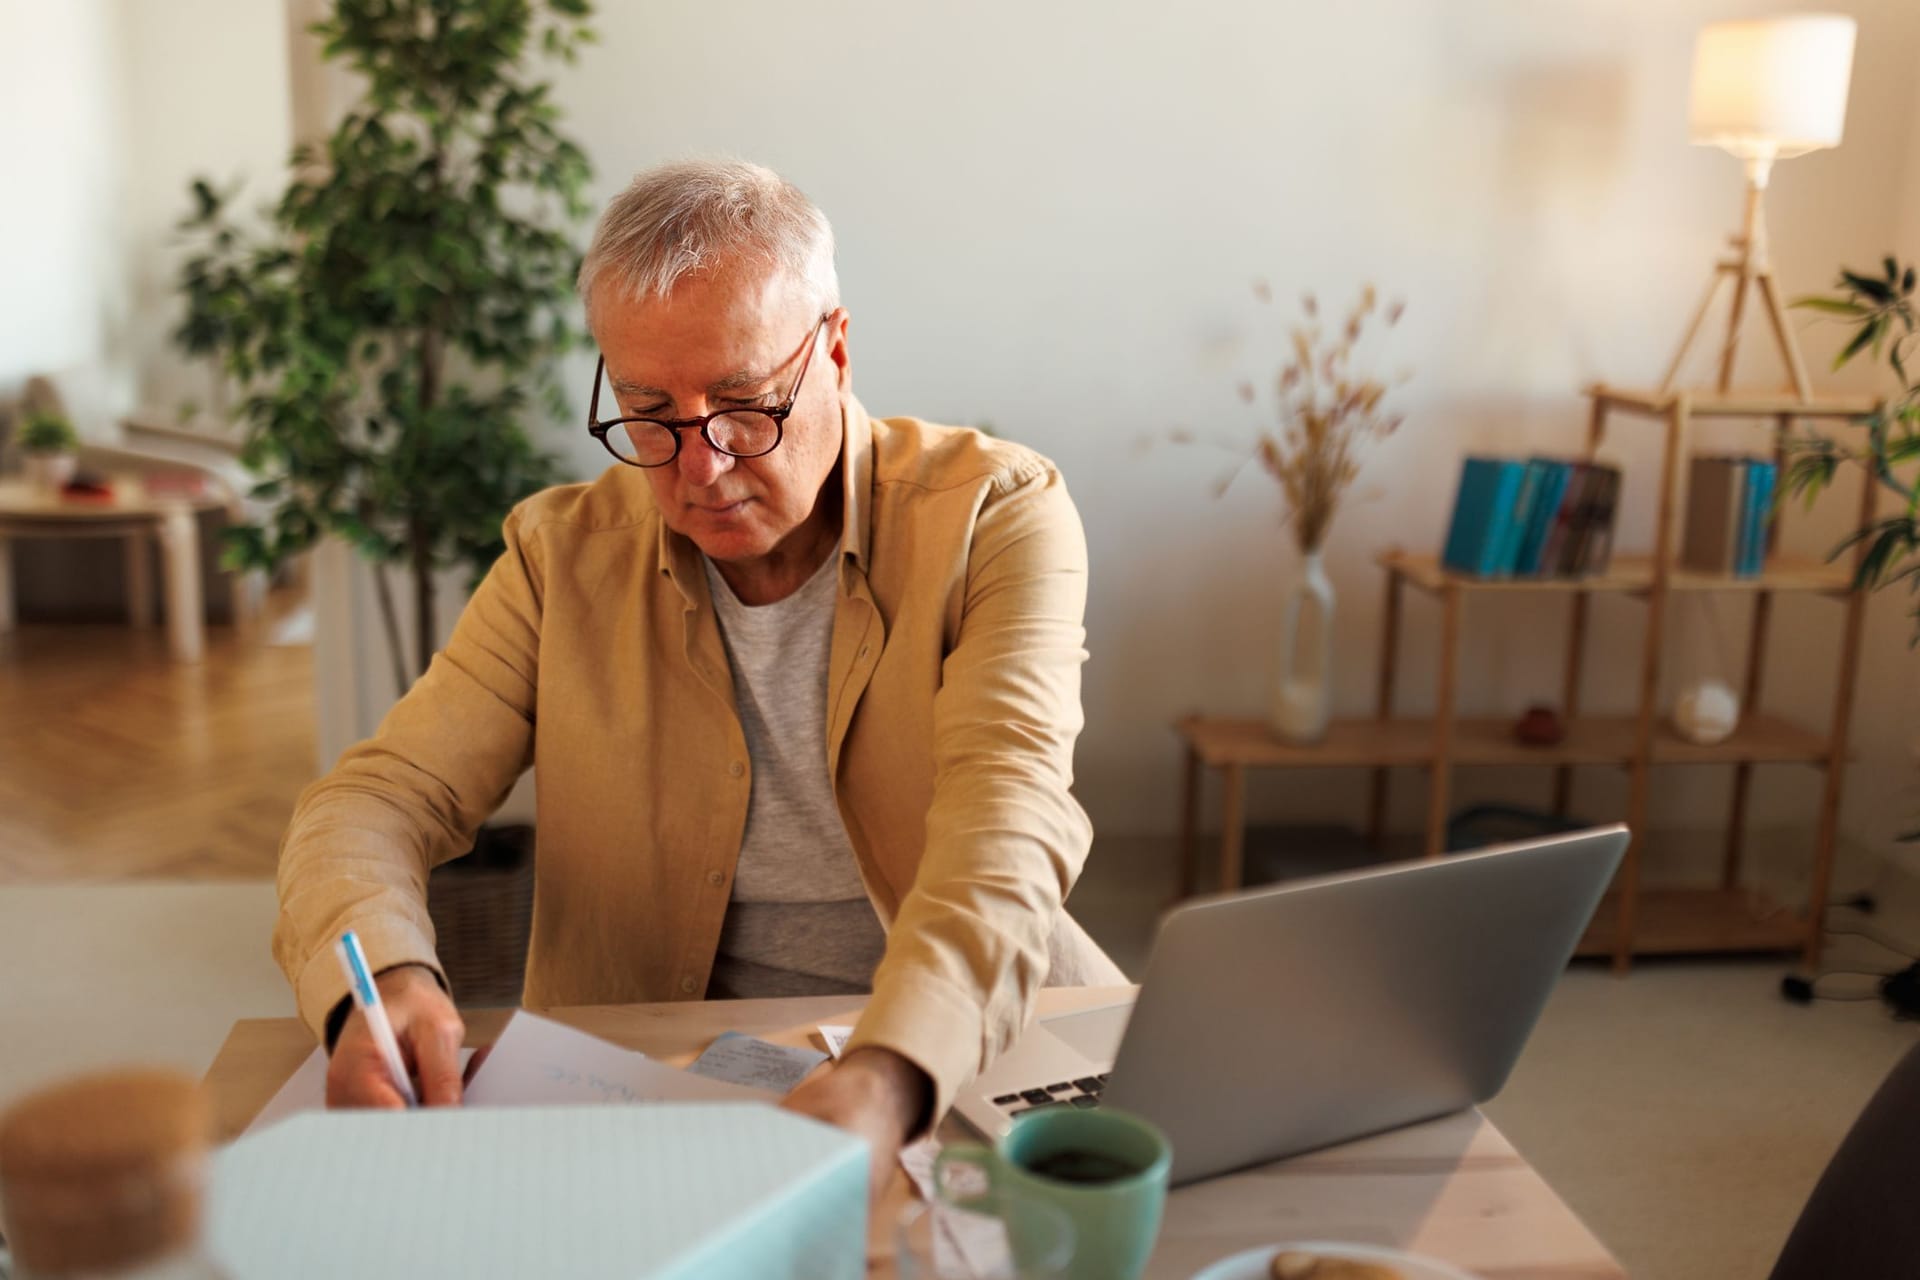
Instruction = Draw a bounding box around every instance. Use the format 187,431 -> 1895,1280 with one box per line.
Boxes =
1689,14 -> 1855,162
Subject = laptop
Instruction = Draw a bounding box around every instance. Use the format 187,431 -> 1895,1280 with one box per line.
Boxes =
953,825 -> 1627,1184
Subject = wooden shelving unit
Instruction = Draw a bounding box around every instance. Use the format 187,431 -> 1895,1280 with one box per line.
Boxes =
1175,384 -> 1882,971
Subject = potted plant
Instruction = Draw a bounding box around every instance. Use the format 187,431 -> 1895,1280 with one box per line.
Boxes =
172,0 -> 596,1003
18,410 -> 80,494
1787,256 -> 1920,843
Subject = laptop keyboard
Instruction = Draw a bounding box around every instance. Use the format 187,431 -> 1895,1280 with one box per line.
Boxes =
992,1073 -> 1108,1119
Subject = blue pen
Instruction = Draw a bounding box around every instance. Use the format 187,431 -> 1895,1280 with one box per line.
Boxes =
334,931 -> 419,1107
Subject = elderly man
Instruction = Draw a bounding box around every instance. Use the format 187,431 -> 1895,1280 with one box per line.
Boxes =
274,159 -> 1118,1183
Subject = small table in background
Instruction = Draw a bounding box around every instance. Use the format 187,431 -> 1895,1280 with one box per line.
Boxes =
0,479 -> 224,662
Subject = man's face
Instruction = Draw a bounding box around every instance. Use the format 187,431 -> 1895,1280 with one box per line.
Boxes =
592,267 -> 850,566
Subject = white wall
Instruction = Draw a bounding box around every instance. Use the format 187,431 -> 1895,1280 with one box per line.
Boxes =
59,0 -> 1920,852
0,0 -> 287,427
0,0 -> 129,425
112,0 -> 291,418
536,0 -> 1920,847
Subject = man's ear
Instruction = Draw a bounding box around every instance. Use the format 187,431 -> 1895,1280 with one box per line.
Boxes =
827,309 -> 852,394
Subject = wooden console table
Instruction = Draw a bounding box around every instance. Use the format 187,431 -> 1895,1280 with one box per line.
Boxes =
0,481 -> 225,662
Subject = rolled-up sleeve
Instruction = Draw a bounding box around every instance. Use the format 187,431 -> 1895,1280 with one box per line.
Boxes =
847,462 -> 1093,1121
273,509 -> 546,1040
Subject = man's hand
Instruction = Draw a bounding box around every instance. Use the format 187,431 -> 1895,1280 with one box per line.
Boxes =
780,1047 -> 933,1200
326,964 -> 466,1109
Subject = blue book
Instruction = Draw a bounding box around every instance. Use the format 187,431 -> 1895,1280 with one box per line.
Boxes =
1443,458 -> 1526,577
1738,459 -> 1777,577
1514,460 -> 1572,576
1493,461 -> 1545,577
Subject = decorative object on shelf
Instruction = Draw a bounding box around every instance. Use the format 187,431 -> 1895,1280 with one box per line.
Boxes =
1665,14 -> 1856,398
1180,283 -> 1409,743
17,409 -> 79,494
1513,705 -> 1566,748
1273,546 -> 1337,742
1787,257 -> 1920,646
1442,456 -> 1620,580
1673,679 -> 1741,745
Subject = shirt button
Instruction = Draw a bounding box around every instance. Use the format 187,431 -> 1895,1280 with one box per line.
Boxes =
728,760 -> 745,778
707,870 -> 725,887
680,977 -> 698,994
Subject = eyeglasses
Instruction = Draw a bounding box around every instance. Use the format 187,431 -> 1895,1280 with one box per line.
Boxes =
587,313 -> 831,468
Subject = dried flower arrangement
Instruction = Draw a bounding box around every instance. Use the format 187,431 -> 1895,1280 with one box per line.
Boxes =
1181,283 -> 1408,553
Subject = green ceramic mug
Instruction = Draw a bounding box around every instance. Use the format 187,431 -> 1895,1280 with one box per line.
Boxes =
934,1107 -> 1171,1280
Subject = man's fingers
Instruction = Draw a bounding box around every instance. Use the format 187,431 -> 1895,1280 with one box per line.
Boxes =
326,1036 -> 408,1110
412,1016 -> 466,1107
463,1043 -> 493,1085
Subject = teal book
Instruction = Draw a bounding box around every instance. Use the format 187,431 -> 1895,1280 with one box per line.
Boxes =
1443,458 -> 1526,577
1493,461 -> 1545,576
1737,459 -> 1777,577
1515,460 -> 1572,576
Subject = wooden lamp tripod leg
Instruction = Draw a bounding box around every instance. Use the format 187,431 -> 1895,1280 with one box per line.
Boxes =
1660,267 -> 1732,396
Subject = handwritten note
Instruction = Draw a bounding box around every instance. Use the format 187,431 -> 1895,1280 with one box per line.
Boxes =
687,1032 -> 829,1093
463,1012 -> 775,1107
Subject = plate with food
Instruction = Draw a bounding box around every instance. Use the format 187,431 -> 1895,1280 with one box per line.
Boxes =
1190,1241 -> 1479,1280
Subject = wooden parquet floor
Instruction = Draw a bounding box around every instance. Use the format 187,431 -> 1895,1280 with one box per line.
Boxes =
0,617 -> 315,882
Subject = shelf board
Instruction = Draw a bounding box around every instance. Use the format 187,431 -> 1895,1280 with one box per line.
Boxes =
1585,383 -> 1880,420
1652,712 -> 1834,765
1378,550 -> 1853,598
1575,887 -> 1808,958
1176,716 -> 1437,769
1176,713 -> 1835,769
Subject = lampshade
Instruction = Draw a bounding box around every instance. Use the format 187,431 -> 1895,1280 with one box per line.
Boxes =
1688,14 -> 1856,160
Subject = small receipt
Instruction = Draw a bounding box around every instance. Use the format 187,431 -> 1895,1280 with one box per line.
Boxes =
816,1024 -> 855,1058
687,1031 -> 830,1093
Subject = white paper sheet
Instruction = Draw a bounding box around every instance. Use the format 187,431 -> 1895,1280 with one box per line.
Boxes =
817,1023 -> 855,1058
245,1046 -> 479,1134
463,1011 -> 777,1106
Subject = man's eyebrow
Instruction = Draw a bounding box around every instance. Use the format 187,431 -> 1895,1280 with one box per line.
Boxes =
609,368 -> 774,399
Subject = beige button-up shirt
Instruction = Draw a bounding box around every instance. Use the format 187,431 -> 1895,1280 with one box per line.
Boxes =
273,397 -> 1117,1119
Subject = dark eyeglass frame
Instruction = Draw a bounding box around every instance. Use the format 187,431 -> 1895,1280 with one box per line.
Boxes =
587,312 -> 832,468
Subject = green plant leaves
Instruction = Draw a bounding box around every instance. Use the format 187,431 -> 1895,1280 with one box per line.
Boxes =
172,0 -> 593,678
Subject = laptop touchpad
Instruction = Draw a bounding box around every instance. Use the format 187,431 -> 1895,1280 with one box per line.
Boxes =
1041,1003 -> 1132,1067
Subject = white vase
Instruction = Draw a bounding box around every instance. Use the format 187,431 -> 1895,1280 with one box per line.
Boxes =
1271,546 -> 1336,743
23,451 -> 77,494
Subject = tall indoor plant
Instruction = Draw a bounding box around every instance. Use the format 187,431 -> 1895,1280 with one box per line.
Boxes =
173,0 -> 594,695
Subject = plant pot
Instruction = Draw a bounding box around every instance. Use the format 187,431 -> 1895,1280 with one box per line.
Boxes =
23,451 -> 77,494
1270,547 -> 1335,743
427,823 -> 535,1006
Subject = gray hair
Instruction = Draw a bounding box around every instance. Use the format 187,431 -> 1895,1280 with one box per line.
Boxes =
577,159 -> 839,325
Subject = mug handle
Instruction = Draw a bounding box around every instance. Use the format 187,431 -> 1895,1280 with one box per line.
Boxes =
932,1142 -> 999,1206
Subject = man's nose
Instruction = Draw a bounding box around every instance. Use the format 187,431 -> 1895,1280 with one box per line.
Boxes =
677,429 -> 735,488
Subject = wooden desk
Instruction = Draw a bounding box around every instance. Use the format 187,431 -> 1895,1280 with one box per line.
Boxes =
0,480 -> 224,662
204,989 -> 1624,1279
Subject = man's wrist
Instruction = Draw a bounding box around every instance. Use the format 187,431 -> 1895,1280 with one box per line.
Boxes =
322,962 -> 443,1052
842,1046 -> 934,1138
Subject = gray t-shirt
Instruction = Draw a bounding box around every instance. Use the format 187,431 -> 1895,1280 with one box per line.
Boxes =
702,552 -> 889,999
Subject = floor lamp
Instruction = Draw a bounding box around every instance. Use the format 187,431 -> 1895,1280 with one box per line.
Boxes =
1661,14 -> 1857,400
